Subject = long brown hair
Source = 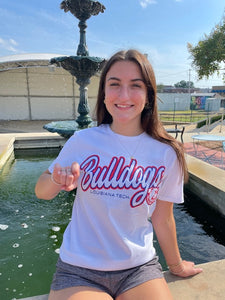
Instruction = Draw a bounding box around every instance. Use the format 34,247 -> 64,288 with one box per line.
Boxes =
96,49 -> 188,182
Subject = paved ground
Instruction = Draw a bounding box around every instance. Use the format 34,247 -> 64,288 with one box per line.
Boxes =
0,120 -> 224,170
0,120 -> 50,133
0,119 -> 224,142
1,120 -> 224,170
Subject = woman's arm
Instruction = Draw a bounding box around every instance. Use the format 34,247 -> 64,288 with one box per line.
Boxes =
35,162 -> 80,200
151,199 -> 203,277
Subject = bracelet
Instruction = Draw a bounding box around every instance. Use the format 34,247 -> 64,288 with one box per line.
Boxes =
169,266 -> 185,275
50,173 -> 62,186
168,258 -> 183,269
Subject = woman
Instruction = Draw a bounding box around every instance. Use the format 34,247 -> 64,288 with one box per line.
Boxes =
35,49 -> 202,300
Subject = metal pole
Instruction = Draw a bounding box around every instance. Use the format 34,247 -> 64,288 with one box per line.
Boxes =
25,68 -> 32,120
220,108 -> 224,133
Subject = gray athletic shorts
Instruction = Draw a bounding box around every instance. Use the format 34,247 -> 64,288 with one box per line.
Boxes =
50,256 -> 163,298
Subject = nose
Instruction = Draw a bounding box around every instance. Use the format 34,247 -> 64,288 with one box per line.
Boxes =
118,86 -> 129,101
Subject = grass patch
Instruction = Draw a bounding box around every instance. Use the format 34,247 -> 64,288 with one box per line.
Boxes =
159,110 -> 207,123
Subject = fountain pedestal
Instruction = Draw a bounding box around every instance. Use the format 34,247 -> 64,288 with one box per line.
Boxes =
44,0 -> 106,138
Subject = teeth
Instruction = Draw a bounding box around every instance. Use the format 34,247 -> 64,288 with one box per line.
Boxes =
117,104 -> 130,108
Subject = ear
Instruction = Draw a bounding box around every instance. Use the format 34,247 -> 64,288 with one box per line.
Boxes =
145,102 -> 150,109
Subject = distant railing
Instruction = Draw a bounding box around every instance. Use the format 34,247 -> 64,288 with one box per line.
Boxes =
159,111 -> 224,124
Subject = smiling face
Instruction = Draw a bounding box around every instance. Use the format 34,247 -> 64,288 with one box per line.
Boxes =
104,60 -> 147,136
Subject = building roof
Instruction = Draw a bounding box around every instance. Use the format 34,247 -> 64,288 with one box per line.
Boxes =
212,89 -> 225,93
191,93 -> 216,97
0,53 -> 65,71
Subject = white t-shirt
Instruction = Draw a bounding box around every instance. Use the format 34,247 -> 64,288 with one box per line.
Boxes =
49,124 -> 184,271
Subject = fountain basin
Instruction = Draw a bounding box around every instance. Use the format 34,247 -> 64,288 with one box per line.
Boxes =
44,55 -> 105,134
50,56 -> 105,78
43,120 -> 97,138
43,120 -> 79,138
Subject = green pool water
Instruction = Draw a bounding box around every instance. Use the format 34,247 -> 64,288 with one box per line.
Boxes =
0,149 -> 224,300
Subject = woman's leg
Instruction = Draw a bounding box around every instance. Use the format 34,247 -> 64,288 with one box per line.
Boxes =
116,277 -> 173,300
48,286 -> 113,300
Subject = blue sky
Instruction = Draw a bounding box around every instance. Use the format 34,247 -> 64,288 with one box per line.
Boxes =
0,0 -> 224,88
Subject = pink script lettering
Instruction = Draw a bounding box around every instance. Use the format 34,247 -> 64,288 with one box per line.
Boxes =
80,155 -> 165,208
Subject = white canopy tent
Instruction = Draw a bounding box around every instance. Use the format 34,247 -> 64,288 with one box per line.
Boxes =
0,53 -> 99,120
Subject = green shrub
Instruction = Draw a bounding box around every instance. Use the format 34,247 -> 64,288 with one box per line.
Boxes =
196,114 -> 224,128
210,114 -> 224,124
197,119 -> 206,128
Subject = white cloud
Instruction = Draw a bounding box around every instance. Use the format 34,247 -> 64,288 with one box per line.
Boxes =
140,0 -> 157,9
9,39 -> 18,46
0,38 -> 18,53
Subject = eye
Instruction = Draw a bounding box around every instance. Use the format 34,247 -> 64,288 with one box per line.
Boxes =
132,82 -> 146,89
132,83 -> 142,88
109,82 -> 120,87
130,79 -> 145,89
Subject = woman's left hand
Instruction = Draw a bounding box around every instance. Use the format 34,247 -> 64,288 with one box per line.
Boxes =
170,260 -> 203,277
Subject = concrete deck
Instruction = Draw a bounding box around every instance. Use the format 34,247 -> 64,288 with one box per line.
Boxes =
0,120 -> 225,300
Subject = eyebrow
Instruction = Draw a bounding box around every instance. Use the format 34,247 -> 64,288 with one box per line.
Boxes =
107,77 -> 144,82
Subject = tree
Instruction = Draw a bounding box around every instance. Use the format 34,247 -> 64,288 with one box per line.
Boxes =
174,80 -> 194,88
157,83 -> 164,92
188,14 -> 225,80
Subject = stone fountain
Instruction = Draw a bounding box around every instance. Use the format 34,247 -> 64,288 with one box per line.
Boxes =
44,0 -> 106,138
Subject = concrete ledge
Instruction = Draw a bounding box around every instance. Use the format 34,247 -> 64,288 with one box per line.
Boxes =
19,259 -> 225,300
14,136 -> 66,149
0,136 -> 15,169
185,154 -> 225,216
0,134 -> 66,170
165,259 -> 225,299
19,295 -> 48,300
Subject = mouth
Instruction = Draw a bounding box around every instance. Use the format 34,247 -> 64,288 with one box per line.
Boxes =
116,104 -> 133,108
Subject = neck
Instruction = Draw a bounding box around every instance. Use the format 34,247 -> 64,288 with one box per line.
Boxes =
110,123 -> 144,136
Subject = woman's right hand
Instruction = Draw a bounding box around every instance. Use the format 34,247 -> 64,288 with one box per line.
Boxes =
51,162 -> 80,191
